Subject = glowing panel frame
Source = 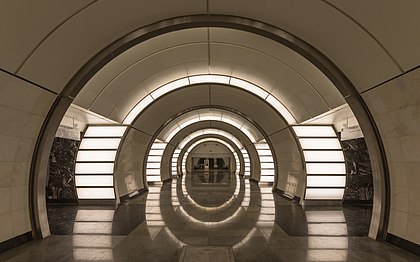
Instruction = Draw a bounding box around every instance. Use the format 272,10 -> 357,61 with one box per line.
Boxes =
146,139 -> 167,183
292,125 -> 346,201
122,74 -> 296,125
75,125 -> 127,200
254,139 -> 275,183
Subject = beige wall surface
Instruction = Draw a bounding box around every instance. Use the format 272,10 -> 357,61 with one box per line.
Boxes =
0,71 -> 55,242
363,68 -> 420,244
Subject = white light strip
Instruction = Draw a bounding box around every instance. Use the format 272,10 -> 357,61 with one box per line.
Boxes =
123,74 -> 296,125
299,138 -> 342,150
178,129 -> 244,150
305,188 -> 345,200
123,95 -> 153,124
75,175 -> 114,187
79,138 -> 121,150
75,163 -> 114,174
76,151 -> 117,162
150,78 -> 190,99
303,151 -> 344,162
76,188 -> 115,199
306,176 -> 346,187
293,126 -> 336,137
189,74 -> 230,84
84,126 -> 127,137
266,95 -> 296,125
229,77 -> 268,99
306,163 -> 346,175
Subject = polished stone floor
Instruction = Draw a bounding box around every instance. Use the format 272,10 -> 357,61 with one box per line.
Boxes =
1,172 -> 419,261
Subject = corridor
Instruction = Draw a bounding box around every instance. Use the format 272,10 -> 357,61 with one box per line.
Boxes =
0,172 -> 417,261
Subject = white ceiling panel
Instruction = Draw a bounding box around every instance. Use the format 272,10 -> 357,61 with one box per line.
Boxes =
0,0 -> 95,73
89,43 -> 208,117
75,28 -> 208,109
327,0 -> 420,71
210,28 -> 345,108
16,0 -> 206,92
132,85 -> 211,134
210,84 -> 288,134
107,61 -> 209,123
210,43 -> 331,118
209,0 -> 401,91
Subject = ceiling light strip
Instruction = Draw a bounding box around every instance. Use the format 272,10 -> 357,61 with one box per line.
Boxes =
122,74 -> 296,125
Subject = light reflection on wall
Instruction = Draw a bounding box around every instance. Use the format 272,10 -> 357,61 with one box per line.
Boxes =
305,210 -> 349,261
72,209 -> 115,261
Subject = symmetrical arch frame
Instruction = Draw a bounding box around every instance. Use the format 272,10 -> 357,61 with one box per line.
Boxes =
31,14 -> 389,240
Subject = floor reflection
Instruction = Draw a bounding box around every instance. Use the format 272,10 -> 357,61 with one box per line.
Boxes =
1,171 -> 419,261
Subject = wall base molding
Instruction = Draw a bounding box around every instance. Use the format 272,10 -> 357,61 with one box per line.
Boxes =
386,233 -> 420,257
0,232 -> 33,254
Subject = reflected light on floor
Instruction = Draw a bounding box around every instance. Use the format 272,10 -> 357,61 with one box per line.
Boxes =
306,210 -> 348,261
72,209 -> 115,261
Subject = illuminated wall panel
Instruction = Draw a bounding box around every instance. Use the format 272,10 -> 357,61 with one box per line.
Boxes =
292,125 -> 346,201
240,148 -> 251,177
75,125 -> 127,200
255,139 -> 275,183
171,149 -> 181,176
146,139 -> 167,182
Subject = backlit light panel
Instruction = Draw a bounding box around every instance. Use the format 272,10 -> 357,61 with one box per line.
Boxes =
292,125 -> 346,201
75,125 -> 127,200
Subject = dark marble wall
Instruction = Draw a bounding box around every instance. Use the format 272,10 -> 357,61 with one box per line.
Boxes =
341,138 -> 374,202
47,137 -> 79,201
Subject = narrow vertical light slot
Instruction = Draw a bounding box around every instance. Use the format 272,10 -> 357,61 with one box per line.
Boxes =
255,139 -> 275,183
146,139 -> 167,183
171,149 -> 181,176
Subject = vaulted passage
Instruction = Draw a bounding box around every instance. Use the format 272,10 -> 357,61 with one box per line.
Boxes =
1,2 -> 420,261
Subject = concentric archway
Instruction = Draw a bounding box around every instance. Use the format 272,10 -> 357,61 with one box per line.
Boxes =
30,15 -> 388,243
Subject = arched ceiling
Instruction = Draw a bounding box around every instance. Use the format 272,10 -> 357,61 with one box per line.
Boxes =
131,83 -> 288,137
158,108 -> 264,143
168,121 -> 257,151
2,0 -> 418,96
72,27 -> 344,124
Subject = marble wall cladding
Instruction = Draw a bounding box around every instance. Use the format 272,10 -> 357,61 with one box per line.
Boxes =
0,70 -> 56,243
47,137 -> 79,201
115,127 -> 152,197
269,128 -> 305,199
341,138 -> 373,201
362,67 -> 420,245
